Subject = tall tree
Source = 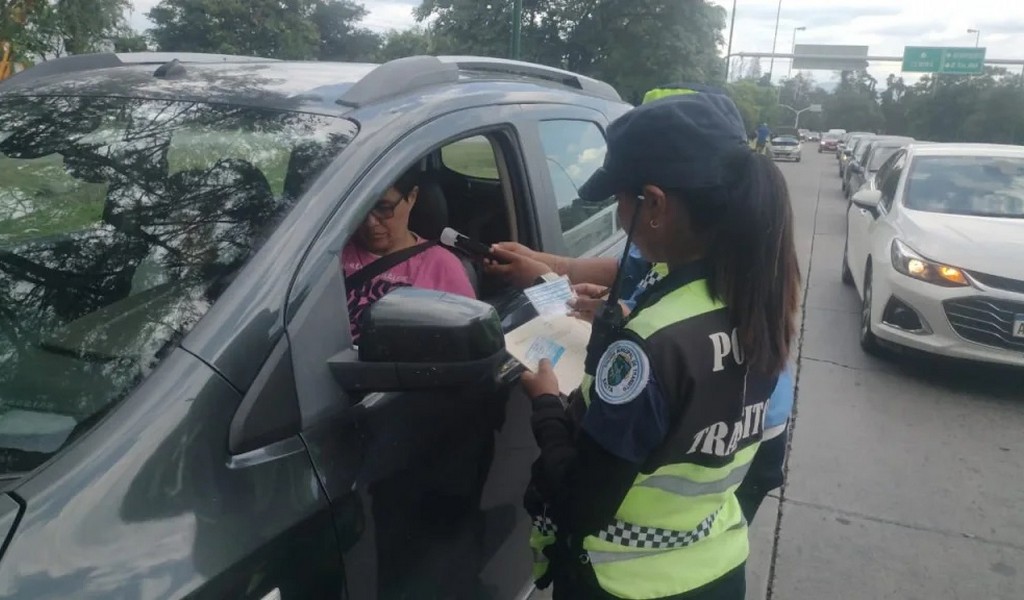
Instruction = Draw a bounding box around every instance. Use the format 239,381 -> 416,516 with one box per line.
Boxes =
149,0 -> 320,59
148,0 -> 378,61
414,0 -> 563,67
415,0 -> 728,104
559,0 -> 727,103
743,58 -> 762,81
2,0 -> 129,60
375,26 -> 450,62
311,0 -> 380,61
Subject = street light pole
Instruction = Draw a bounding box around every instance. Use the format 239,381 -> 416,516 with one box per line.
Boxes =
787,26 -> 806,79
768,0 -> 783,83
512,0 -> 523,60
724,0 -> 738,82
968,28 -> 981,47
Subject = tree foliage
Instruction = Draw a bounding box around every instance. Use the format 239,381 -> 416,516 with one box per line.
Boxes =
728,64 -> 1024,145
415,0 -> 727,104
147,0 -> 379,61
2,0 -> 129,61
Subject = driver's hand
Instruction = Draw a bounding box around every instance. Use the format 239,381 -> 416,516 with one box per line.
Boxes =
484,244 -> 552,289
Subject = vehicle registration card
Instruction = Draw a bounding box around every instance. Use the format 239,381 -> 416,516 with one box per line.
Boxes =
525,336 -> 566,367
1013,314 -> 1024,339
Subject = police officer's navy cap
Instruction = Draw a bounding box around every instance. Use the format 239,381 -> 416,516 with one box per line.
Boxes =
579,93 -> 749,202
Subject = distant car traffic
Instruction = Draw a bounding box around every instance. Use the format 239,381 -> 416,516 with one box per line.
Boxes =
844,137 -> 915,200
770,135 -> 802,162
843,143 -> 1024,367
820,132 -> 841,153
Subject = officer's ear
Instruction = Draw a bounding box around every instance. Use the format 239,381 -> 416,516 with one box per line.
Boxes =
641,184 -> 671,221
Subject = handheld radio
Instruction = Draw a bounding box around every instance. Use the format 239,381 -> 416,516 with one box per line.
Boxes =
583,199 -> 645,375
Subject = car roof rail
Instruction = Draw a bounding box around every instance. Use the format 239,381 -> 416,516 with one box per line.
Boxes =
338,54 -> 621,107
2,52 -> 276,86
441,56 -> 622,102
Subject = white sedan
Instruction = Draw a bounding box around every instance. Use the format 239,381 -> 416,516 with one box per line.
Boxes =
770,136 -> 802,162
843,143 -> 1024,367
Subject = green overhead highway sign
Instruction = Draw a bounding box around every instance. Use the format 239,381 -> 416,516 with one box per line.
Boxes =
902,46 -> 986,74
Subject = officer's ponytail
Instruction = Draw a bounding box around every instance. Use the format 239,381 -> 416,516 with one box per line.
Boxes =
672,150 -> 800,375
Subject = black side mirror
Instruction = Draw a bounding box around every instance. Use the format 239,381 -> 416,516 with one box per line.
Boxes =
328,287 -> 508,393
852,163 -> 864,174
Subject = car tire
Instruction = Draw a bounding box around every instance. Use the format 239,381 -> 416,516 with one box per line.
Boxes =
860,265 -> 880,355
842,242 -> 854,286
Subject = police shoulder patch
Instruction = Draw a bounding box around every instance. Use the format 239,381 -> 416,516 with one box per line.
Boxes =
595,340 -> 651,405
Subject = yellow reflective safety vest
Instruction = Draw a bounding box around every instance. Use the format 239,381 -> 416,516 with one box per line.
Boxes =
572,266 -> 776,599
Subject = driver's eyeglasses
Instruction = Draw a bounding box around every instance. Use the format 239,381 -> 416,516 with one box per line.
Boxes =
369,195 -> 408,220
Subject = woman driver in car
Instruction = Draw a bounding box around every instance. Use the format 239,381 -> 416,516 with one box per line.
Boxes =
341,167 -> 475,341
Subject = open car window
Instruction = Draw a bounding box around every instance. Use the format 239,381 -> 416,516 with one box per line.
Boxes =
0,95 -> 356,474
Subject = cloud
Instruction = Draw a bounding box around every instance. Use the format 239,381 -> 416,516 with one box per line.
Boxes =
361,1 -> 419,32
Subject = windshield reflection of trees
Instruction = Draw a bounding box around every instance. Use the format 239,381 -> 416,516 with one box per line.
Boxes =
0,94 -> 353,472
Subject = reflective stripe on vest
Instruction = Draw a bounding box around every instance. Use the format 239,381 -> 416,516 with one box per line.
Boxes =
642,87 -> 700,104
580,276 -> 758,599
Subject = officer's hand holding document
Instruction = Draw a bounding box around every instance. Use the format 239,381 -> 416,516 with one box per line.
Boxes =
505,276 -> 592,396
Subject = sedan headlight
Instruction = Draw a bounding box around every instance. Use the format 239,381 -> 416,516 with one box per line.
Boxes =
890,240 -> 969,287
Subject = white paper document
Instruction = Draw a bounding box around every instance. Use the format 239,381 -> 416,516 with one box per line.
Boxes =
505,314 -> 592,396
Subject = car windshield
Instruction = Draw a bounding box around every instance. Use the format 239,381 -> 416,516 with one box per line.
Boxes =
868,145 -> 903,170
773,137 -> 798,146
0,95 -> 356,474
823,134 -> 839,142
904,155 -> 1024,218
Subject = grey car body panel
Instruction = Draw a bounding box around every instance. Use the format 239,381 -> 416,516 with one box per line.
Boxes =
0,57 -> 632,599
1,350 -> 342,599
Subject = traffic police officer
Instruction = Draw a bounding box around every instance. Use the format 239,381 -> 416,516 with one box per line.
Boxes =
520,93 -> 801,599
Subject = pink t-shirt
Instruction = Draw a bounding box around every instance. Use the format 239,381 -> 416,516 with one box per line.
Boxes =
341,240 -> 476,340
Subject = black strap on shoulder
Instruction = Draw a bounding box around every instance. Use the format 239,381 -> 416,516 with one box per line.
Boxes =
345,241 -> 438,292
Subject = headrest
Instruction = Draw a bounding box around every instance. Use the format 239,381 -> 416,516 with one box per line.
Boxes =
409,177 -> 448,240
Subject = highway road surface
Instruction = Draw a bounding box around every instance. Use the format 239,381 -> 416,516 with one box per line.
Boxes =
747,148 -> 1024,600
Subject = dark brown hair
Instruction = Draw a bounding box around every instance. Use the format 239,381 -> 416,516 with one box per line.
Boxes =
670,150 -> 801,375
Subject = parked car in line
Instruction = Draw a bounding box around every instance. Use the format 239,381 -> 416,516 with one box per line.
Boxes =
807,131 -> 821,142
770,135 -> 802,162
837,132 -> 874,172
0,51 -> 633,599
820,132 -> 841,153
844,137 -> 915,200
843,143 -> 1024,367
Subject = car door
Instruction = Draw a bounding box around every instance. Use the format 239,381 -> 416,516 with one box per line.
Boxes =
286,104 -> 546,600
516,104 -> 628,260
849,151 -> 906,294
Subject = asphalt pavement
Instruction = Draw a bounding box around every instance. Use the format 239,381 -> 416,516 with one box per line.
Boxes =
747,149 -> 1024,600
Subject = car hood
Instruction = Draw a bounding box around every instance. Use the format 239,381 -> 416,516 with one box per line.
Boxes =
898,211 -> 1024,279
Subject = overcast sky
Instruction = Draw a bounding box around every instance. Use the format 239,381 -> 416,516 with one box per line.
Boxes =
128,0 -> 1024,83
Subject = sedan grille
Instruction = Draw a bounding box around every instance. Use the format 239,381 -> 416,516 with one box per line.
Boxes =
968,271 -> 1024,295
943,297 -> 1024,352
